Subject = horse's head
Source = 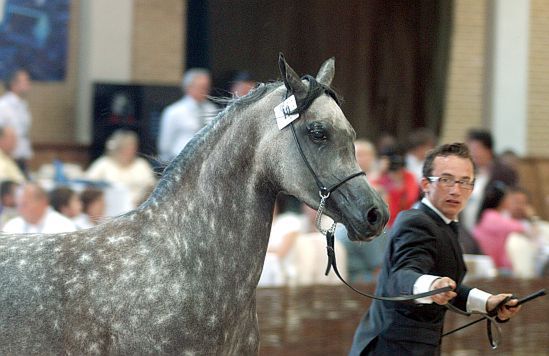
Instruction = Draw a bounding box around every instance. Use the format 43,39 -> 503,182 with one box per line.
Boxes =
262,54 -> 389,241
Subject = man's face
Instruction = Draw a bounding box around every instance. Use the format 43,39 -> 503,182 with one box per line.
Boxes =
355,143 -> 375,172
467,139 -> 492,168
11,71 -> 31,97
421,155 -> 475,220
506,191 -> 529,220
187,74 -> 211,102
17,186 -> 48,225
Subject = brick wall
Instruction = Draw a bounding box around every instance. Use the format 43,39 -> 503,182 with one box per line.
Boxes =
25,0 -> 80,144
440,0 -> 488,145
528,0 -> 549,157
132,0 -> 186,84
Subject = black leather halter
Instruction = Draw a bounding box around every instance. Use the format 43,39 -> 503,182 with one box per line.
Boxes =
288,119 -> 453,302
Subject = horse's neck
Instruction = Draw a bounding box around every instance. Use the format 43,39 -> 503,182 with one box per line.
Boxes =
147,105 -> 277,263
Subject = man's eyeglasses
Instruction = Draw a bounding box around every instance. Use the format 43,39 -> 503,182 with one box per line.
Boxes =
428,176 -> 475,190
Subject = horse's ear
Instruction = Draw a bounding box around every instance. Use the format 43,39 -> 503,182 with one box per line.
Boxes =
316,57 -> 335,87
278,53 -> 307,99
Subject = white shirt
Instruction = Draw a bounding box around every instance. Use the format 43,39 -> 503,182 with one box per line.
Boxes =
0,92 -> 33,160
405,153 -> 423,184
157,96 -> 218,162
2,207 -> 76,234
85,156 -> 156,207
413,198 -> 491,313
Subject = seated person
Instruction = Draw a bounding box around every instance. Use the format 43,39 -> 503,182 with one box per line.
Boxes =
0,180 -> 19,228
2,182 -> 76,233
49,186 -> 83,221
73,187 -> 106,229
85,130 -> 156,208
472,183 -> 532,274
373,146 -> 419,228
258,194 -> 305,287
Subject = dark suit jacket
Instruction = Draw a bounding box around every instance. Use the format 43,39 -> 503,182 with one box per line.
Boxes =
349,203 -> 471,356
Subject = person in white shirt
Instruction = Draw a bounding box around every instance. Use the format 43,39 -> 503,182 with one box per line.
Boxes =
405,127 -> 436,184
157,68 -> 218,162
2,182 -> 76,234
86,130 -> 156,208
0,69 -> 33,173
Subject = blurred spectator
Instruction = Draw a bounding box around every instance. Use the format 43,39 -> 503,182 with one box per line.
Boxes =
472,184 -> 530,275
288,204 -> 347,286
373,146 -> 420,228
2,182 -> 76,233
157,68 -> 218,162
228,71 -> 255,97
0,180 -> 19,228
503,187 -> 549,278
354,139 -> 380,182
0,126 -> 25,183
258,194 -> 305,287
405,128 -> 436,184
462,129 -> 519,232
85,130 -> 156,208
375,133 -> 397,156
49,186 -> 83,221
74,187 -> 106,229
499,149 -> 520,171
0,69 -> 33,174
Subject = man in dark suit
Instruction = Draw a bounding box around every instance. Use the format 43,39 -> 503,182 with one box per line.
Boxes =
349,143 -> 521,356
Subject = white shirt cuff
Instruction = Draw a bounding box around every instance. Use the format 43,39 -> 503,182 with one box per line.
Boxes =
413,274 -> 441,304
466,288 -> 492,313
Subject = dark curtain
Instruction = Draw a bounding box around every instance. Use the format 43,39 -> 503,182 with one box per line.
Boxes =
205,0 -> 453,142
186,0 -> 210,69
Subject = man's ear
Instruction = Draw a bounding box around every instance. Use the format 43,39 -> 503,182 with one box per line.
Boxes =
420,177 -> 430,195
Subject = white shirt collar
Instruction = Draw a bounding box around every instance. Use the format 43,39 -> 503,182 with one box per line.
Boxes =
421,197 -> 457,225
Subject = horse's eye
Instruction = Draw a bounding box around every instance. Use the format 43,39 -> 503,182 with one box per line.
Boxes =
307,122 -> 328,142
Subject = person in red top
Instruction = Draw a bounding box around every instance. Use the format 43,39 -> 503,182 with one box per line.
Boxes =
373,147 -> 420,227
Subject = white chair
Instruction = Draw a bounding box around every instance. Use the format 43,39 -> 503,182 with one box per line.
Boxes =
286,232 -> 347,287
462,254 -> 497,282
505,232 -> 537,278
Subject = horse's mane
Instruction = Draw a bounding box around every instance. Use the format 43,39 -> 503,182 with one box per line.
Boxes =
144,76 -> 340,205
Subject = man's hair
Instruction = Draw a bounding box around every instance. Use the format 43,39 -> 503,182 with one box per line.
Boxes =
422,142 -> 475,178
80,187 -> 104,213
407,128 -> 436,150
49,186 -> 76,213
466,129 -> 493,151
182,68 -> 210,91
0,180 -> 18,199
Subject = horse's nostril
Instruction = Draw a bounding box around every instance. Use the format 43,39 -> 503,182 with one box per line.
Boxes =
366,207 -> 381,226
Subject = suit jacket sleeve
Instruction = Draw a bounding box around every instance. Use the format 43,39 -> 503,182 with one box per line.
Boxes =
385,211 -> 472,309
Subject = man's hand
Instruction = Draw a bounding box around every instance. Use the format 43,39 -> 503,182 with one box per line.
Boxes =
430,277 -> 457,305
487,294 -> 521,321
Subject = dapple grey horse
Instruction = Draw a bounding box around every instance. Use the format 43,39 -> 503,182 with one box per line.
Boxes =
0,54 -> 389,355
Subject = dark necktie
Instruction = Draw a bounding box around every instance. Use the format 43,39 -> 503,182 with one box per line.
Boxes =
449,221 -> 459,236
